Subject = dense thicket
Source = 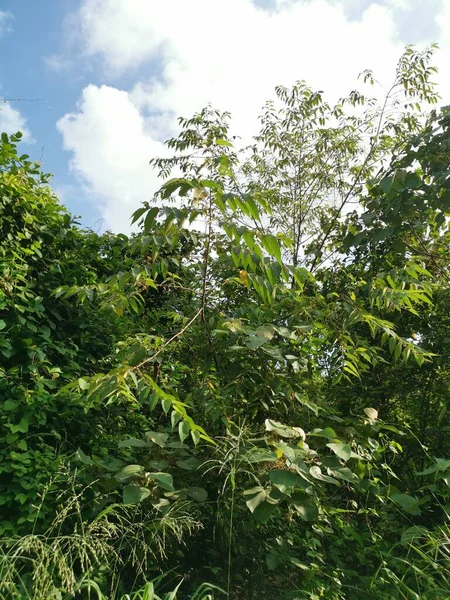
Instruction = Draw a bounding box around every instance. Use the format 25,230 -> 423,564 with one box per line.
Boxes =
0,46 -> 449,599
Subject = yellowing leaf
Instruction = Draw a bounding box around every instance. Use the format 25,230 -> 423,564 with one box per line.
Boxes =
239,270 -> 248,285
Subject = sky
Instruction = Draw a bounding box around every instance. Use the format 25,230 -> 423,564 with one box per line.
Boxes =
0,0 -> 449,233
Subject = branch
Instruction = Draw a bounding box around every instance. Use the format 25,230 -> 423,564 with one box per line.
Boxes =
135,308 -> 203,370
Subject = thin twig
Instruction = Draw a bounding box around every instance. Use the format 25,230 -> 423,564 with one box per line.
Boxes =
135,308 -> 202,370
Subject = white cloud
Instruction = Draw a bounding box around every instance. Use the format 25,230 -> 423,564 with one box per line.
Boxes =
57,84 -> 167,232
0,11 -> 13,37
44,54 -> 74,72
58,0 -> 450,232
0,102 -> 33,142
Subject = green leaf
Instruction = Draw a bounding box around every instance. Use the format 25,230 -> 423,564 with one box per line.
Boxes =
265,419 -> 305,439
191,429 -> 201,446
289,557 -> 310,570
123,485 -> 151,505
380,176 -> 393,193
291,497 -> 318,522
215,138 -> 233,147
147,431 -> 169,447
391,492 -> 421,515
161,398 -> 172,414
185,487 -> 208,502
309,466 -> 340,485
269,470 -> 304,495
144,207 -> 159,231
260,234 -> 282,263
118,438 -> 148,449
178,421 -> 190,443
327,442 -> 352,462
401,525 -> 428,545
147,472 -> 174,491
0,320 -> 6,331
11,415 -> 30,434
75,448 -> 94,465
310,427 -> 337,439
176,457 -> 201,470
171,410 -> 181,429
266,553 -> 282,570
245,336 -> 267,350
253,501 -> 278,524
246,448 -> 278,464
404,172 -> 422,190
244,487 -> 266,513
130,205 -> 148,225
115,465 -> 144,482
78,378 -> 90,390
3,400 -> 18,411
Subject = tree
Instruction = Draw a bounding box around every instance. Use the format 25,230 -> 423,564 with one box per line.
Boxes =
1,46 -> 449,600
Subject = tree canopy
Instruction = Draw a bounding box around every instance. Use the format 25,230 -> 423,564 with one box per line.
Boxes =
0,45 -> 449,600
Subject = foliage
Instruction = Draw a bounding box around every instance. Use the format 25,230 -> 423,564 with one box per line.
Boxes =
0,46 -> 449,599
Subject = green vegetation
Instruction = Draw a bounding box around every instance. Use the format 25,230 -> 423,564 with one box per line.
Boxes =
0,45 -> 449,599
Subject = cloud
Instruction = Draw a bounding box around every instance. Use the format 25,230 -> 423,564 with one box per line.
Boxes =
0,11 -> 13,37
0,102 -> 33,142
57,84 -> 167,232
58,0 -> 450,232
44,54 -> 74,73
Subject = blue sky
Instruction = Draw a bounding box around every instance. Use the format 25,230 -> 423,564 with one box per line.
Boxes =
0,0 -> 449,232
0,0 -> 104,226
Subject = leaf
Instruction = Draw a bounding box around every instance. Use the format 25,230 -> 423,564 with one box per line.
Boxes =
246,448 -> 278,463
115,465 -> 144,482
441,472 -> 450,488
404,172 -> 422,190
309,427 -> 337,439
327,442 -> 352,462
149,459 -> 169,471
123,485 -> 151,505
130,205 -> 148,225
147,431 -> 169,447
309,466 -> 340,486
401,525 -> 428,546
364,407 -> 379,420
391,492 -> 421,515
185,487 -> 208,502
75,448 -> 94,465
265,419 -> 305,439
253,501 -> 278,524
260,234 -> 282,263
143,202 -> 159,228
266,553 -> 282,570
3,400 -> 18,411
162,398 -> 172,414
118,438 -> 148,449
245,489 -> 267,513
78,378 -> 89,390
289,557 -> 310,570
11,416 -> 30,434
215,138 -> 233,147
292,497 -> 318,522
330,467 -> 357,483
147,472 -> 174,492
0,320 -> 6,330
178,421 -> 190,443
269,470 -> 304,495
191,429 -> 201,446
176,457 -> 201,470
171,410 -> 181,429
379,176 -> 393,193
245,336 -> 267,350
